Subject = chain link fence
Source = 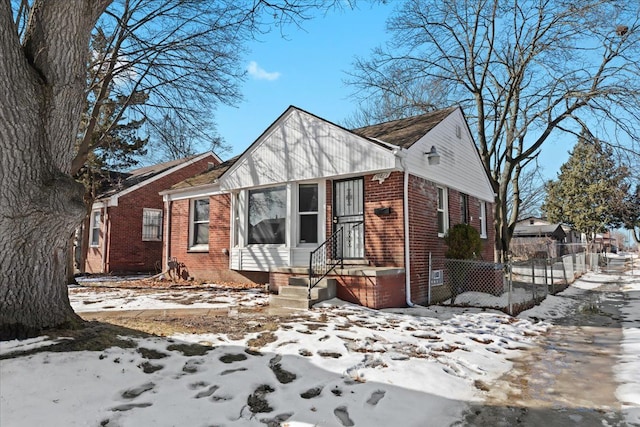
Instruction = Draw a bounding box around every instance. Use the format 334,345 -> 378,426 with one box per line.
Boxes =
431,252 -> 592,315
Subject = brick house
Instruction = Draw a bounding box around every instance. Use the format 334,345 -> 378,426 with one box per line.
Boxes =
161,106 -> 495,308
84,152 -> 220,274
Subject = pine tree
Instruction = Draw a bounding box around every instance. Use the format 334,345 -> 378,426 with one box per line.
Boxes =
542,135 -> 629,245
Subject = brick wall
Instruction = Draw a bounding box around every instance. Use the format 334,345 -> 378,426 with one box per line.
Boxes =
407,175 -> 496,305
85,155 -> 217,274
333,271 -> 406,309
166,194 -> 267,284
363,172 -> 405,267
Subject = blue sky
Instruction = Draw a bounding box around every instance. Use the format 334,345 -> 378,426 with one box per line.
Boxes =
214,3 -> 571,181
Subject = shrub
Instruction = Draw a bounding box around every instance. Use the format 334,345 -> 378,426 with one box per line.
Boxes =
444,223 -> 482,259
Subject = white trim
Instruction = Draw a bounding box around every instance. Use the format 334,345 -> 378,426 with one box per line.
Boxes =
189,198 -> 210,252
89,209 -> 101,247
296,182 -> 322,245
99,152 -> 218,207
164,199 -> 171,270
162,184 -> 225,202
479,201 -> 487,238
142,208 -> 163,241
437,186 -> 449,237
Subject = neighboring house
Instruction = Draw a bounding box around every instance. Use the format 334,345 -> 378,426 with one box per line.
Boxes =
512,222 -> 567,259
161,106 -> 496,309
512,217 -> 584,259
594,231 -> 618,252
84,152 -> 220,274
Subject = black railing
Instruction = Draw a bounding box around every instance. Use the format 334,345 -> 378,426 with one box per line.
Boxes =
308,227 -> 344,298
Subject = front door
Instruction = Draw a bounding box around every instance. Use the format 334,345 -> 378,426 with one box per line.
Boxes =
333,178 -> 364,259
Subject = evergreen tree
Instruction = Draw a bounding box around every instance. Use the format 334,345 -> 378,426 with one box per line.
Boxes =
542,135 -> 629,244
622,185 -> 640,244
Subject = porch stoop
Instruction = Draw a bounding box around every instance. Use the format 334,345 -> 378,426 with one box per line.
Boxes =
269,277 -> 337,309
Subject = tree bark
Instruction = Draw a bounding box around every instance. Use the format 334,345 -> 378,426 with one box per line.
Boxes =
0,0 -> 110,340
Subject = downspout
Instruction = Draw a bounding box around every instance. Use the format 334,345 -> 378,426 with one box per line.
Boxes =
101,200 -> 108,273
403,169 -> 414,307
164,196 -> 172,271
393,148 -> 414,307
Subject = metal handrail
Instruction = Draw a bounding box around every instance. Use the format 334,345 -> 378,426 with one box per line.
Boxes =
308,227 -> 343,298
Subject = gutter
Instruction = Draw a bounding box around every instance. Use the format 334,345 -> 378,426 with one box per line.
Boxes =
393,147 -> 415,307
101,200 -> 109,273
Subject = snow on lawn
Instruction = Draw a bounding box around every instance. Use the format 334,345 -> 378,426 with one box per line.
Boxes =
0,298 -> 548,426
4,267 -> 640,426
69,283 -> 268,312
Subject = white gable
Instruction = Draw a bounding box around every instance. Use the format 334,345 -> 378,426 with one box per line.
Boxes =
220,108 -> 397,191
404,108 -> 495,202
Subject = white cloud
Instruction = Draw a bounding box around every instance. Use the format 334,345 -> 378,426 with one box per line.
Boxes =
247,61 -> 281,81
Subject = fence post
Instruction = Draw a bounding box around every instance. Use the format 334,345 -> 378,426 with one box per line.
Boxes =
550,259 -> 555,294
544,259 -> 549,296
531,259 -> 537,301
562,256 -> 568,286
508,262 -> 513,316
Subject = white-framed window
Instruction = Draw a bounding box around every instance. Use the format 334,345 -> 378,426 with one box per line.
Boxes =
437,186 -> 448,237
142,208 -> 162,241
460,193 -> 469,224
189,198 -> 209,250
479,201 -> 487,238
298,183 -> 318,244
248,186 -> 286,244
90,210 -> 101,247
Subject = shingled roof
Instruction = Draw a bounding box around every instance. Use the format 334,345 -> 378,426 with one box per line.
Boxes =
351,107 -> 458,148
96,153 -> 214,199
169,156 -> 239,190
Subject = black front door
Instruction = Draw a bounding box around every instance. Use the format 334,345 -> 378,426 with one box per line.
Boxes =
333,178 -> 364,259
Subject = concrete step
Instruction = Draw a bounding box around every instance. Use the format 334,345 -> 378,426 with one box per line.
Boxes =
288,276 -> 310,287
269,277 -> 338,310
269,295 -> 311,310
280,285 -> 331,300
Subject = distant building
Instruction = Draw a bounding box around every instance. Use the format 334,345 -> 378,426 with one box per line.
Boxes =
511,217 -> 580,259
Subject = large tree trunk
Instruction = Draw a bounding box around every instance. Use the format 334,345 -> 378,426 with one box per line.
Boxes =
0,0 -> 110,340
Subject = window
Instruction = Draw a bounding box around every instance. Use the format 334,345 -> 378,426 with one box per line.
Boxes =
437,187 -> 448,236
460,193 -> 469,224
248,186 -> 286,244
298,184 -> 318,244
190,199 -> 209,249
479,201 -> 487,238
142,208 -> 162,241
90,210 -> 101,247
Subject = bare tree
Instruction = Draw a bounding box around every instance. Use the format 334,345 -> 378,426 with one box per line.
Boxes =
348,0 -> 640,261
0,0 -> 352,340
147,112 -> 229,163
510,162 -> 547,221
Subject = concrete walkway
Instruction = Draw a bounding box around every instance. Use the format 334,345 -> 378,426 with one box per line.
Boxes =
460,280 -> 627,426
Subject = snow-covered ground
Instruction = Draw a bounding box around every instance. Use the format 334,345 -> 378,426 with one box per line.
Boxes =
68,281 -> 269,312
1,269 -> 639,426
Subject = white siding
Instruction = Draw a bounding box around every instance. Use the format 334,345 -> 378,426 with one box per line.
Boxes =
232,247 -> 290,271
220,108 -> 397,191
404,109 -> 495,202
